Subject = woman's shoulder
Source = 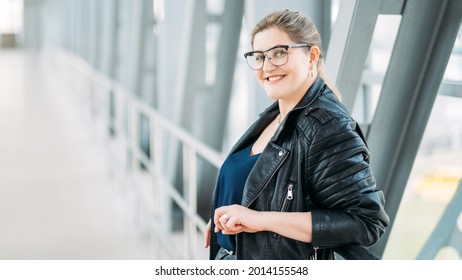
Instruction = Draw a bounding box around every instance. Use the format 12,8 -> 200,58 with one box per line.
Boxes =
297,92 -> 352,128
293,93 -> 359,147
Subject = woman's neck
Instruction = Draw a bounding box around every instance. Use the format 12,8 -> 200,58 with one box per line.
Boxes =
278,79 -> 314,119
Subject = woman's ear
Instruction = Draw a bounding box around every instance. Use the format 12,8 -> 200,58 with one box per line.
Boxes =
309,46 -> 321,64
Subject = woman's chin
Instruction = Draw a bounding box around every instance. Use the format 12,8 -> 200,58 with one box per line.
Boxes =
265,91 -> 284,100
263,85 -> 278,97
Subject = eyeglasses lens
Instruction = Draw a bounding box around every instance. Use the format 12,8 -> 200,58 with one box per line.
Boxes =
246,47 -> 288,70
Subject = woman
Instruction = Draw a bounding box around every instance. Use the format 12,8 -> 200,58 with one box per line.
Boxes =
204,9 -> 389,260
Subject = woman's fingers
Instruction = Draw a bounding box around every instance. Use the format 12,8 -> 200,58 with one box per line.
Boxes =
213,205 -> 246,233
221,213 -> 232,230
212,205 -> 262,236
214,206 -> 230,232
223,215 -> 246,234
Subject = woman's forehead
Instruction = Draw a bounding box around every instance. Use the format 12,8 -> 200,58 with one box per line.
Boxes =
253,27 -> 294,51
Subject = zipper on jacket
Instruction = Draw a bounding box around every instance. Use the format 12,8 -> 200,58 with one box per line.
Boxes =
280,183 -> 294,211
272,183 -> 294,239
311,246 -> 319,260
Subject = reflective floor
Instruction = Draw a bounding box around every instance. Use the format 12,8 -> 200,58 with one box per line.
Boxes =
0,50 -> 151,259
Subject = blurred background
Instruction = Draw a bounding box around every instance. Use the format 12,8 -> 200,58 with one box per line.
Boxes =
0,0 -> 461,260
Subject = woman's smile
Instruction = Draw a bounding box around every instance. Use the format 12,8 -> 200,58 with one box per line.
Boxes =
265,74 -> 285,83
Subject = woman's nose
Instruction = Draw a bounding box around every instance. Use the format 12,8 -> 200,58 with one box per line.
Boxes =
262,56 -> 276,71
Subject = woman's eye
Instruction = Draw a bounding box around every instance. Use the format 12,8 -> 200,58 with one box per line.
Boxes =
255,54 -> 264,61
274,50 -> 287,57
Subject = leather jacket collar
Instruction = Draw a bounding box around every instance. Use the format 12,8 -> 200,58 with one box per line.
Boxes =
228,77 -> 326,156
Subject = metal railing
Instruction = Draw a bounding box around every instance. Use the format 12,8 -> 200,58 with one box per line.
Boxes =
46,45 -> 224,259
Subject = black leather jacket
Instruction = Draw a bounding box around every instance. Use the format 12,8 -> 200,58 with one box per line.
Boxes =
210,77 -> 389,260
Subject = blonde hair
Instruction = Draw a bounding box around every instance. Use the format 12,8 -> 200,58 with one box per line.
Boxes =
251,10 -> 341,100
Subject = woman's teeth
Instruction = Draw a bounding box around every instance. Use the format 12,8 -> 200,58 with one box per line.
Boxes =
268,75 -> 283,81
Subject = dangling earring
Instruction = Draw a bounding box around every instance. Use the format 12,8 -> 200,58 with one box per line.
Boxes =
310,65 -> 314,77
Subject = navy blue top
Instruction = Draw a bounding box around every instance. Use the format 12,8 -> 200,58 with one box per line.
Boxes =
213,144 -> 260,252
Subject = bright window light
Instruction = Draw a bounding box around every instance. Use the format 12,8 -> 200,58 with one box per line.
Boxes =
0,0 -> 23,34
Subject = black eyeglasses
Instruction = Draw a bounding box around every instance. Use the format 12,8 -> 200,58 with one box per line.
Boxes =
243,44 -> 311,70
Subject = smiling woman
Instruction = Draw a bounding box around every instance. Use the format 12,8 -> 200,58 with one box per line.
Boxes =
204,9 -> 390,260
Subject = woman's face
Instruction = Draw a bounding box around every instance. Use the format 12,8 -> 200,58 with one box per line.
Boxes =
252,27 -> 312,102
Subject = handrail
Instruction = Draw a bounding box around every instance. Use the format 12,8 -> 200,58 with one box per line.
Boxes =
46,44 -> 224,259
53,46 -> 224,169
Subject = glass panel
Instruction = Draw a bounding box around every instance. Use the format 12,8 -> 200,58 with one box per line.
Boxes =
0,0 -> 23,33
207,0 -> 225,15
443,29 -> 462,82
205,23 -> 220,86
331,0 -> 340,27
384,25 -> 462,259
351,15 -> 401,124
223,18 -> 253,153
116,0 -> 134,90
383,95 -> 462,259
153,0 -> 165,23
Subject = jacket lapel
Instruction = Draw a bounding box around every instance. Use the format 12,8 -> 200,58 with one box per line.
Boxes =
241,142 -> 289,207
236,77 -> 327,207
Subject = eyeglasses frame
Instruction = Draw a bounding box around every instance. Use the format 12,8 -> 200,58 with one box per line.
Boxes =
243,43 -> 311,70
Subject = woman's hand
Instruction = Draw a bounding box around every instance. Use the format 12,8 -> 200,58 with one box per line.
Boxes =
213,204 -> 263,235
203,219 -> 211,248
214,206 -> 313,243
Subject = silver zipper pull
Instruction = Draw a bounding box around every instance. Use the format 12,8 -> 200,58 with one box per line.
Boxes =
313,246 -> 318,260
287,184 -> 293,200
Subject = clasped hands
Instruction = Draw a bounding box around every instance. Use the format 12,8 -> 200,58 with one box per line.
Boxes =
204,204 -> 262,248
213,204 -> 262,235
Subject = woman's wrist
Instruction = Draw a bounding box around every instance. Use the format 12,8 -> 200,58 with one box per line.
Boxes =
256,211 -> 270,232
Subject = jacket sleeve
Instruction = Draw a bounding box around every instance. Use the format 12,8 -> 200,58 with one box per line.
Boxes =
307,116 -> 389,248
